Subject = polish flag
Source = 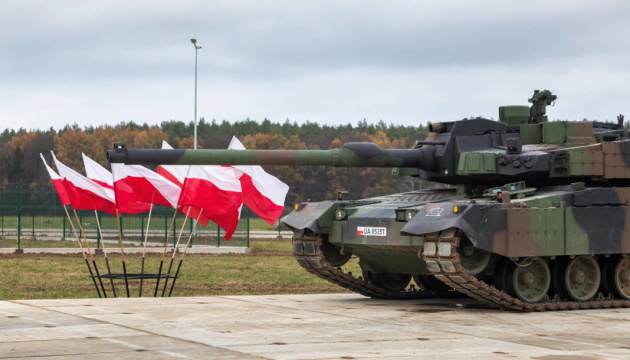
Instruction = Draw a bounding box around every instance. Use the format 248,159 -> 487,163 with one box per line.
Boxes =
178,165 -> 243,239
82,153 -> 114,189
157,141 -> 187,187
83,154 -> 151,214
159,141 -> 243,238
228,137 -> 289,225
40,153 -> 71,206
111,163 -> 181,211
157,141 -> 212,228
52,152 -> 118,215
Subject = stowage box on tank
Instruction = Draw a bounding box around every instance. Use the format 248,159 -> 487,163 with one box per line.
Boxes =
108,90 -> 630,311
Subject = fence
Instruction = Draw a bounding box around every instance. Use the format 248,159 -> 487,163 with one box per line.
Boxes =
0,183 -> 273,249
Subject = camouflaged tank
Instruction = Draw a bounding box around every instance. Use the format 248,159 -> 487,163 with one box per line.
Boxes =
107,90 -> 630,311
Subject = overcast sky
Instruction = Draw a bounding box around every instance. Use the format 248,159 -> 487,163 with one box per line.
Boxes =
2,0 -> 630,131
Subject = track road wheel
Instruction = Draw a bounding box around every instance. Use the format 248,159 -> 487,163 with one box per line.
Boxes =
557,256 -> 601,301
363,271 -> 411,292
610,256 -> 630,300
504,257 -> 550,303
321,241 -> 351,267
457,237 -> 491,275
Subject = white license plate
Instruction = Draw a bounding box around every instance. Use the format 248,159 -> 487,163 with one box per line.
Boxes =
356,226 -> 387,236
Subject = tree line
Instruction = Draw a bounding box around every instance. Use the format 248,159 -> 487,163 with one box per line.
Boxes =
0,119 -> 429,206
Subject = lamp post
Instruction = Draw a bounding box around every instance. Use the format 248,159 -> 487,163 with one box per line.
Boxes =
191,38 -> 202,149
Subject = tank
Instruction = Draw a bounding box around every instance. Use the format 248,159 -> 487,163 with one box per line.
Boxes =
107,90 -> 630,311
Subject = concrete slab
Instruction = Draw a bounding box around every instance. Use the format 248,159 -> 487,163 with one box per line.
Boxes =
1,294 -> 630,359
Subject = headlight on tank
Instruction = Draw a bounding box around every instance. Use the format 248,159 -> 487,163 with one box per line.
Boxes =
334,209 -> 347,220
396,209 -> 418,222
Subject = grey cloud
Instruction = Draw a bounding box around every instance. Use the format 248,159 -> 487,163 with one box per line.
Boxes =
2,0 -> 630,129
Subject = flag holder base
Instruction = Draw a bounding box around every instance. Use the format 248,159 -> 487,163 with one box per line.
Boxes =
83,251 -> 187,298
90,271 -> 181,298
93,273 -> 178,280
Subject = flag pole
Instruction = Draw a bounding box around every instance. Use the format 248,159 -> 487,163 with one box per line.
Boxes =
161,209 -> 179,259
161,208 -> 191,296
154,209 -> 179,297
138,204 -> 154,297
115,210 -> 130,297
168,208 -> 203,296
64,205 -> 101,297
94,210 -> 117,297
73,209 -> 106,298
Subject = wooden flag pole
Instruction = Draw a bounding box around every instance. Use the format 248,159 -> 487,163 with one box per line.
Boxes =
154,209 -> 179,297
138,204 -> 154,297
160,210 -> 179,260
168,208 -> 204,296
94,210 -> 117,297
115,210 -> 130,297
73,209 -> 107,298
161,208 -> 191,296
64,205 -> 101,298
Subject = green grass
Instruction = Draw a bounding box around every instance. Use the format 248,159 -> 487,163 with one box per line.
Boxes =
0,240 -> 357,300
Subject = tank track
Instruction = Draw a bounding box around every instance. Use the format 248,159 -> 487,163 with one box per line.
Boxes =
292,230 -> 452,300
423,233 -> 630,311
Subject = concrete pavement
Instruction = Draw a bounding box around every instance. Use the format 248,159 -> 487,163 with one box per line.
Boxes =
2,294 -> 630,359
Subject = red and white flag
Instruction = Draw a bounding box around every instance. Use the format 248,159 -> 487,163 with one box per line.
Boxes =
159,141 -> 244,239
228,136 -> 289,226
157,141 -> 212,225
157,141 -> 188,187
111,163 -> 181,211
81,154 -> 152,214
40,153 -> 71,206
178,165 -> 243,239
52,152 -> 118,215
82,153 -> 114,190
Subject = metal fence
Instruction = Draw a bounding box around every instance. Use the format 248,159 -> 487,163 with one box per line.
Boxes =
0,183 -> 262,249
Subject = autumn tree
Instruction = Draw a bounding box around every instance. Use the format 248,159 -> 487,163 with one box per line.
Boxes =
1,117 -> 431,210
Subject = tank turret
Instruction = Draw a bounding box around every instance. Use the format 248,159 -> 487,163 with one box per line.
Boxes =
105,90 -> 630,311
107,89 -> 629,189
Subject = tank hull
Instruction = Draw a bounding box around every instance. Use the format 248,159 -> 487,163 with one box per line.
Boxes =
283,186 -> 630,310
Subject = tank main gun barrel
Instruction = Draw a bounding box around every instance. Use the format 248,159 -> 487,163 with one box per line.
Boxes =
106,142 -> 438,171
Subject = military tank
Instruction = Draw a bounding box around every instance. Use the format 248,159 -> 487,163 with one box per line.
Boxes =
107,90 -> 630,311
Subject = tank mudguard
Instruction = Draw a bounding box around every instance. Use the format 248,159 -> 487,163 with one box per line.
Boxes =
281,201 -> 337,234
401,203 -> 505,253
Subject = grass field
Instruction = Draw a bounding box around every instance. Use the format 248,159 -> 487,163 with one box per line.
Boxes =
0,239 -> 359,300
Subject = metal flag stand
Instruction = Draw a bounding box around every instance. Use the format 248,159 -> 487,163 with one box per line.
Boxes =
77,208 -> 196,298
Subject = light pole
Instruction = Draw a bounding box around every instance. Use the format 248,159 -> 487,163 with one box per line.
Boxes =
191,38 -> 202,149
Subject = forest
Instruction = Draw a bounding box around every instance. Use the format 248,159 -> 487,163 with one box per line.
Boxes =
0,118 -> 430,206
